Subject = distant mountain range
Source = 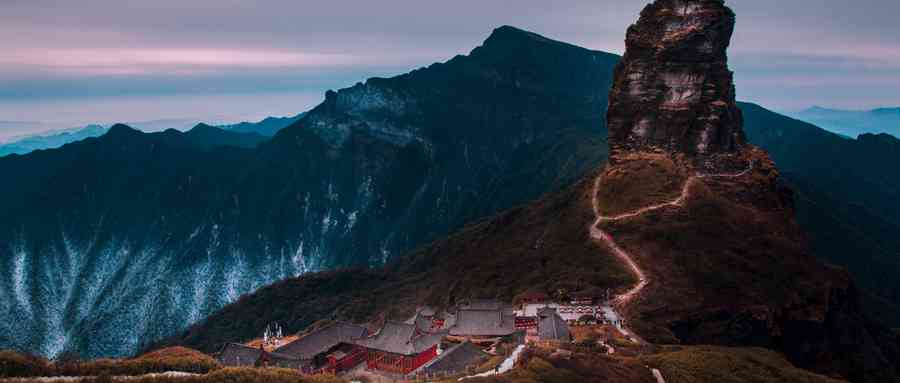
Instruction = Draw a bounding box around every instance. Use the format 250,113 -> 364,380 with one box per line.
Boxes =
0,125 -> 108,157
791,106 -> 900,138
216,113 -> 305,137
0,114 -> 302,157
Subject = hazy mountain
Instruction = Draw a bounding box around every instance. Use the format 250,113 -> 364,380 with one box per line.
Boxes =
0,125 -> 108,157
217,113 -> 305,136
0,26 -> 618,359
791,106 -> 900,138
0,114 -> 298,157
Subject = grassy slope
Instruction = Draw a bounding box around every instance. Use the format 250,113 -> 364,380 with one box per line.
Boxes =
596,152 -> 687,216
0,347 -> 220,378
642,346 -> 846,383
597,147 -> 900,382
157,172 -> 633,353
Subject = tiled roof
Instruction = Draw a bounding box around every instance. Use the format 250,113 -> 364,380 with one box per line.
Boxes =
274,322 -> 367,359
442,312 -> 457,329
216,343 -> 262,367
265,351 -> 309,369
414,313 -> 434,332
538,308 -> 570,341
355,321 -> 445,356
449,309 -> 516,337
217,342 -> 308,368
418,305 -> 437,317
417,341 -> 487,375
458,299 -> 506,311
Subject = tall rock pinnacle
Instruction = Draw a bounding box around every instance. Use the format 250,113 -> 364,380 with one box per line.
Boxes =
607,0 -> 746,161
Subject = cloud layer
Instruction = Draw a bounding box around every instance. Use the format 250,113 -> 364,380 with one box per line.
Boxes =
1,0 -> 898,128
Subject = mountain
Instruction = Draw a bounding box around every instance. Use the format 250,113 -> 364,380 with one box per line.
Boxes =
0,26 -> 619,359
179,123 -> 269,149
0,116 -> 278,157
741,102 -> 900,325
792,106 -> 900,138
0,125 -> 108,157
217,113 -> 305,137
165,3 -> 900,382
0,124 -> 267,358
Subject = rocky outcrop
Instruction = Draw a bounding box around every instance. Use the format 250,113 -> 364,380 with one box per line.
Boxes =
607,0 -> 745,161
598,1 -> 900,381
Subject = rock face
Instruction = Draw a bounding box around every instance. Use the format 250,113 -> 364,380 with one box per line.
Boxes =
607,0 -> 745,160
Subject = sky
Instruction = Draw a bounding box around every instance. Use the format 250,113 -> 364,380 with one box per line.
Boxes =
1,0 -> 898,141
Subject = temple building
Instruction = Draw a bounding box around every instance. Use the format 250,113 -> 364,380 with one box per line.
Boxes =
449,300 -> 517,340
216,343 -> 305,369
273,322 -> 368,374
355,321 -> 446,375
536,307 -> 570,342
414,341 -> 488,378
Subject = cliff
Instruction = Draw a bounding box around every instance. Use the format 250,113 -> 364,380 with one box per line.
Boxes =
607,0 -> 745,161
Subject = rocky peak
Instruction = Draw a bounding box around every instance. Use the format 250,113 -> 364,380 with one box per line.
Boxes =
607,0 -> 745,161
480,25 -> 568,51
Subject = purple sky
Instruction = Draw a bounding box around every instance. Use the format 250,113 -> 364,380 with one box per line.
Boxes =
1,0 -> 898,139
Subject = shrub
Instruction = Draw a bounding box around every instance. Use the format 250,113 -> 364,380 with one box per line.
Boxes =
79,368 -> 345,383
56,347 -> 221,377
640,346 -> 845,383
0,350 -> 54,378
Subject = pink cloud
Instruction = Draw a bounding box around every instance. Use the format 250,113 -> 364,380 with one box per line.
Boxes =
0,48 -> 361,75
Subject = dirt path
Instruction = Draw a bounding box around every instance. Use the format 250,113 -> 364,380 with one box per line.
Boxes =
588,161 -> 751,382
589,162 -> 752,320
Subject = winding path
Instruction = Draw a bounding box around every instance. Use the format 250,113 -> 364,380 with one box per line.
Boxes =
589,162 -> 753,307
588,161 -> 751,383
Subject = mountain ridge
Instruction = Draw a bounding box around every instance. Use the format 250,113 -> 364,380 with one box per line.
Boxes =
0,25 -> 619,359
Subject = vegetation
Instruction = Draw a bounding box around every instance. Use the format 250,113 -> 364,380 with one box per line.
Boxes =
0,350 -> 54,378
453,348 -> 655,383
595,152 -> 686,216
434,346 -> 849,383
74,368 -> 345,383
0,347 -> 219,378
641,346 -> 847,383
57,347 -> 220,377
155,176 -> 634,354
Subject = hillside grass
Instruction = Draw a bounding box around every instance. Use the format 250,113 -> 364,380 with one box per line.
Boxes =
0,347 -> 220,378
71,368 -> 345,383
595,152 -> 686,216
640,346 -> 847,383
0,350 -> 54,378
448,348 -> 656,383
158,175 -> 634,354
